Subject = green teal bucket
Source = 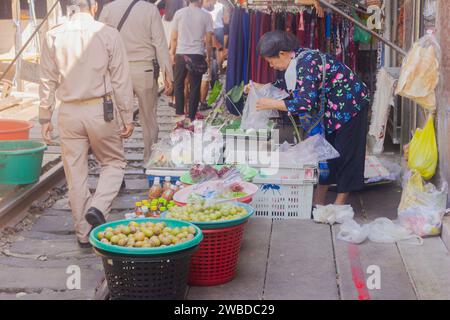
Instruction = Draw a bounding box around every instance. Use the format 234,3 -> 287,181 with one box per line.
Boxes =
0,140 -> 47,185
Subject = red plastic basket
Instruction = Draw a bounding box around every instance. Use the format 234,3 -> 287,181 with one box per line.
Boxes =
188,221 -> 247,286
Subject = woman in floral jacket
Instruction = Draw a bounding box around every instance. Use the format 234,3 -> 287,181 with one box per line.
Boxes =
249,30 -> 370,206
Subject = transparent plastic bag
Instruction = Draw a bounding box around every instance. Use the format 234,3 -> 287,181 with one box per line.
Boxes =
337,218 -> 423,245
398,170 -> 448,237
146,139 -> 177,169
188,172 -> 246,206
189,164 -> 219,183
407,115 -> 438,180
395,35 -> 441,111
282,134 -> 340,166
241,82 -> 289,130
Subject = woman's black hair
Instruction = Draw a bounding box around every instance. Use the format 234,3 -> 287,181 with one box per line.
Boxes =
257,30 -> 300,57
164,0 -> 185,21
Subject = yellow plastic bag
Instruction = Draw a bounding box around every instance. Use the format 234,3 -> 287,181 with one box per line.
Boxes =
407,115 -> 438,180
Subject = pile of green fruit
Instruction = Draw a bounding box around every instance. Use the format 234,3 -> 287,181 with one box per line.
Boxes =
166,203 -> 248,222
96,221 -> 196,248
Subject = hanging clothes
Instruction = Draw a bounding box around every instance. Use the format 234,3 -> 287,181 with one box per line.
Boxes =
226,5 -> 359,106
242,10 -> 250,83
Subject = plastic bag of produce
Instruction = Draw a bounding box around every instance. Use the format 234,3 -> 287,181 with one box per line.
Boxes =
241,82 -> 289,130
188,171 -> 248,205
146,139 -> 177,169
395,35 -> 440,111
407,115 -> 438,180
398,171 -> 448,237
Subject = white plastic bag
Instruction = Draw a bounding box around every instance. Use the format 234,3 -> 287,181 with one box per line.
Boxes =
368,218 -> 422,244
241,82 -> 289,130
337,219 -> 370,244
337,217 -> 424,245
313,205 -> 354,225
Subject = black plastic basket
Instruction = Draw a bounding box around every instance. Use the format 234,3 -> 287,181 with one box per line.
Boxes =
94,246 -> 198,300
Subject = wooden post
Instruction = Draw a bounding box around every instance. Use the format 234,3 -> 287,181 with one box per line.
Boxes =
436,0 -> 450,200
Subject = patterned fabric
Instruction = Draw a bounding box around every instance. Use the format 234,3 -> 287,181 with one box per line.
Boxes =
273,48 -> 370,134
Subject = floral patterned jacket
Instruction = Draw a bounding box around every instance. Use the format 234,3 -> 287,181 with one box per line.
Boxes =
273,48 -> 370,134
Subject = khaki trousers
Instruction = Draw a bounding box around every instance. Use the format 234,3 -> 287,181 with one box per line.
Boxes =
58,101 -> 126,243
129,63 -> 159,164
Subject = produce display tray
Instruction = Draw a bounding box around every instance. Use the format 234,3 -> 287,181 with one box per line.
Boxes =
89,218 -> 203,255
163,202 -> 255,230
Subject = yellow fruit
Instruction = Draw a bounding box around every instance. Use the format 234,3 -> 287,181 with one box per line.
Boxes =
110,235 -> 120,244
135,232 -> 145,242
105,231 -> 114,240
134,241 -> 144,248
150,236 -> 161,247
188,226 -> 196,235
118,238 -> 128,246
143,229 -> 154,238
97,232 -> 105,240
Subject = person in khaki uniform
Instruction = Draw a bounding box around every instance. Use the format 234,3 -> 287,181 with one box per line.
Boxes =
99,0 -> 173,165
39,0 -> 135,248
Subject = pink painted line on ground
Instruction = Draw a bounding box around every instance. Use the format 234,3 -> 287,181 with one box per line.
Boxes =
348,243 -> 371,300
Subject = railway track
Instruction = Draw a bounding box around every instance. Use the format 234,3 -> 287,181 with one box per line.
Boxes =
0,95 -> 176,299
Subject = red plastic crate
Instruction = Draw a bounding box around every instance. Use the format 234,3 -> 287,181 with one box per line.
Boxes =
188,222 -> 247,286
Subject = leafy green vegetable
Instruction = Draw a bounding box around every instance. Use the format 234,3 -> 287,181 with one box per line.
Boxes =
207,81 -> 223,106
227,81 -> 244,104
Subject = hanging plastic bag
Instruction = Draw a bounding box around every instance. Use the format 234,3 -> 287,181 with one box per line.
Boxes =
337,219 -> 370,244
398,171 -> 448,237
407,115 -> 438,180
353,12 -> 372,44
368,218 -> 422,244
395,35 -> 440,111
241,82 -> 289,130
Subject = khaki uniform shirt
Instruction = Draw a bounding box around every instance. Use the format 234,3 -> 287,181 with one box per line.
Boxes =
99,0 -> 173,81
39,12 -> 134,125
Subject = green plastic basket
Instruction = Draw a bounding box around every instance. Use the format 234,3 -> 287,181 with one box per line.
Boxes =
89,218 -> 203,255
0,140 -> 47,185
163,202 -> 255,230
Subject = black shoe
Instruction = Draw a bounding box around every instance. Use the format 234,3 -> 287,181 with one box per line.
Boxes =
85,207 -> 107,227
78,240 -> 92,249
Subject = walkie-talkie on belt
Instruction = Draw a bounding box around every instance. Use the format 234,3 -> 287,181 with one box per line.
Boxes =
103,76 -> 114,122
